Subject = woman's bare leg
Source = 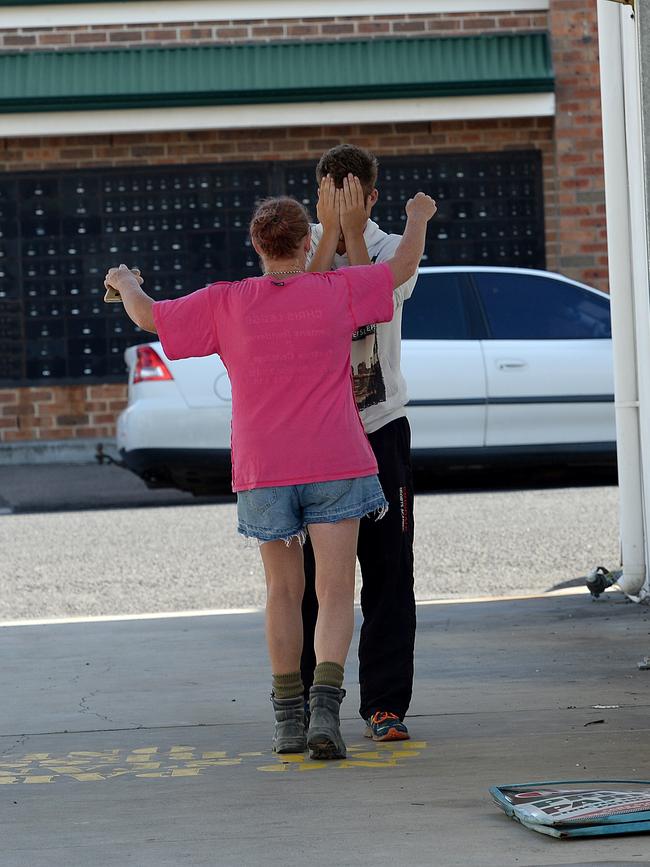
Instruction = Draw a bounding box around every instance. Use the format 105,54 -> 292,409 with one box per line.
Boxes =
259,537 -> 306,673
308,518 -> 360,666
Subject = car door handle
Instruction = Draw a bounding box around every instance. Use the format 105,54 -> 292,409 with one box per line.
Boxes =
497,359 -> 527,370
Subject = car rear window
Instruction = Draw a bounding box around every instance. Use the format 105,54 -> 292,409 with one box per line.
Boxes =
402,273 -> 471,340
474,273 -> 612,340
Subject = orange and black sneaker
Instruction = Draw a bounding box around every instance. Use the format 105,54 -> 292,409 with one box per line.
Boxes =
364,711 -> 410,742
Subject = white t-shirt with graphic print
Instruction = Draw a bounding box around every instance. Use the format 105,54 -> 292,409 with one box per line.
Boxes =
309,219 -> 417,435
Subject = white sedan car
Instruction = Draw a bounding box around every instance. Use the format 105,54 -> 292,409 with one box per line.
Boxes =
116,266 -> 615,494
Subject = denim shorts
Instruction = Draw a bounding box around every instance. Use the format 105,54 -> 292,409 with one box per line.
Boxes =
237,475 -> 387,544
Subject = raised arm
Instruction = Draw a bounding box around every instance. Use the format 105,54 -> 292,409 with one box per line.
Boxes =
104,264 -> 157,333
386,193 -> 437,289
307,175 -> 340,273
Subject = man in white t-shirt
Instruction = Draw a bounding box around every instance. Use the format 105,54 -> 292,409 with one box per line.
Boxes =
301,144 -> 420,741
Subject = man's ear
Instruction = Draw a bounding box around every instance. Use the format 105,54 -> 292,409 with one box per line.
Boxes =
251,237 -> 262,257
366,188 -> 379,215
304,228 -> 312,253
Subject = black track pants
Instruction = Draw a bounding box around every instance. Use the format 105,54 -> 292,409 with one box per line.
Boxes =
300,416 -> 416,720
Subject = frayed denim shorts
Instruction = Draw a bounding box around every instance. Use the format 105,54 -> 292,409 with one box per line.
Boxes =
237,475 -> 387,544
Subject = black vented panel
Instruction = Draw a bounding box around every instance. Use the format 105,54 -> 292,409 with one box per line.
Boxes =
0,151 -> 545,385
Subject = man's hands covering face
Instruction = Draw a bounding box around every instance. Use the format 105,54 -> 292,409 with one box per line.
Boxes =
316,175 -> 341,237
339,173 -> 369,241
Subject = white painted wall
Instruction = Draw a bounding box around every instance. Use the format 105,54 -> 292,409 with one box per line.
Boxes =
0,1 -> 550,29
0,93 -> 555,139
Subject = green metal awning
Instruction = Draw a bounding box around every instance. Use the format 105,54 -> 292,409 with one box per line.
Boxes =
0,34 -> 554,114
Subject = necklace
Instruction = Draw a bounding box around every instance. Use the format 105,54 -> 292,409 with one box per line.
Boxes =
264,268 -> 304,276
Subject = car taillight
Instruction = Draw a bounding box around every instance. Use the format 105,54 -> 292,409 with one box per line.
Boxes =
133,345 -> 173,384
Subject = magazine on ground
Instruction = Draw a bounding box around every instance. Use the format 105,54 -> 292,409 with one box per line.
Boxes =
490,780 -> 650,838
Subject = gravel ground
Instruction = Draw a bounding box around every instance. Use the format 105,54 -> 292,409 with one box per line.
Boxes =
0,484 -> 620,620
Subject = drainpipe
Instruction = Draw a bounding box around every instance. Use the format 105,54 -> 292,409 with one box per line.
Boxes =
597,0 -> 647,598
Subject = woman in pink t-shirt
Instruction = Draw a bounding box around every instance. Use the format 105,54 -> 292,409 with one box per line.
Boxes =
104,186 -> 435,761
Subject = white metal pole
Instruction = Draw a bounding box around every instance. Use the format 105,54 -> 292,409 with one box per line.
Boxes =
597,0 -> 647,596
622,5 -> 650,600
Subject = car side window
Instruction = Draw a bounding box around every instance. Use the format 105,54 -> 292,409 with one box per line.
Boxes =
402,273 -> 471,340
474,273 -> 612,340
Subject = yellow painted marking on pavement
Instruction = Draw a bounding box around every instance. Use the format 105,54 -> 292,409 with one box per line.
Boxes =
1,741 -> 429,783
257,741 -> 429,774
69,750 -> 120,758
185,760 -> 242,768
135,771 -> 170,779
65,773 -> 107,782
41,764 -> 94,774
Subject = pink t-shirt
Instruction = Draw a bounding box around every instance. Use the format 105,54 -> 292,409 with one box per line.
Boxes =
152,263 -> 394,492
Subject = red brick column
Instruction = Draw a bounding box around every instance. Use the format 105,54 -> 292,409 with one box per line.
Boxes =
549,0 -> 608,290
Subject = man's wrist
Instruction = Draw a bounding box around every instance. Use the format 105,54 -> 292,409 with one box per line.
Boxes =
320,225 -> 340,239
319,227 -> 341,252
406,213 -> 428,228
341,223 -> 366,240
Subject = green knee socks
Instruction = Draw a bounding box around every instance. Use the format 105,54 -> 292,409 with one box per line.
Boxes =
272,662 -> 344,699
313,661 -> 344,690
272,671 -> 303,700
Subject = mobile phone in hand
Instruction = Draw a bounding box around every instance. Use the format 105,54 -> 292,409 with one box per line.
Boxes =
104,267 -> 141,303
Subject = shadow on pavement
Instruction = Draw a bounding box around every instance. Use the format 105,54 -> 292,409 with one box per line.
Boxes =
0,462 -> 235,515
415,463 -> 618,495
0,461 -> 617,516
0,591 -> 648,866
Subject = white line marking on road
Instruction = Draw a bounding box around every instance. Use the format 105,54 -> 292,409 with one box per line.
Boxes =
0,587 -> 591,629
416,587 -> 591,605
0,607 -> 262,628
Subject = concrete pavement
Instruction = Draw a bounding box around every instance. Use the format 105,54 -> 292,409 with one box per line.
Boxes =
0,463 -> 620,618
2,591 -> 649,866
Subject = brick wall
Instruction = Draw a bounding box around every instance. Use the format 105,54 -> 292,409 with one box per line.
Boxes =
0,11 -> 548,50
0,385 -> 127,443
0,117 -> 555,169
549,0 -> 607,289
